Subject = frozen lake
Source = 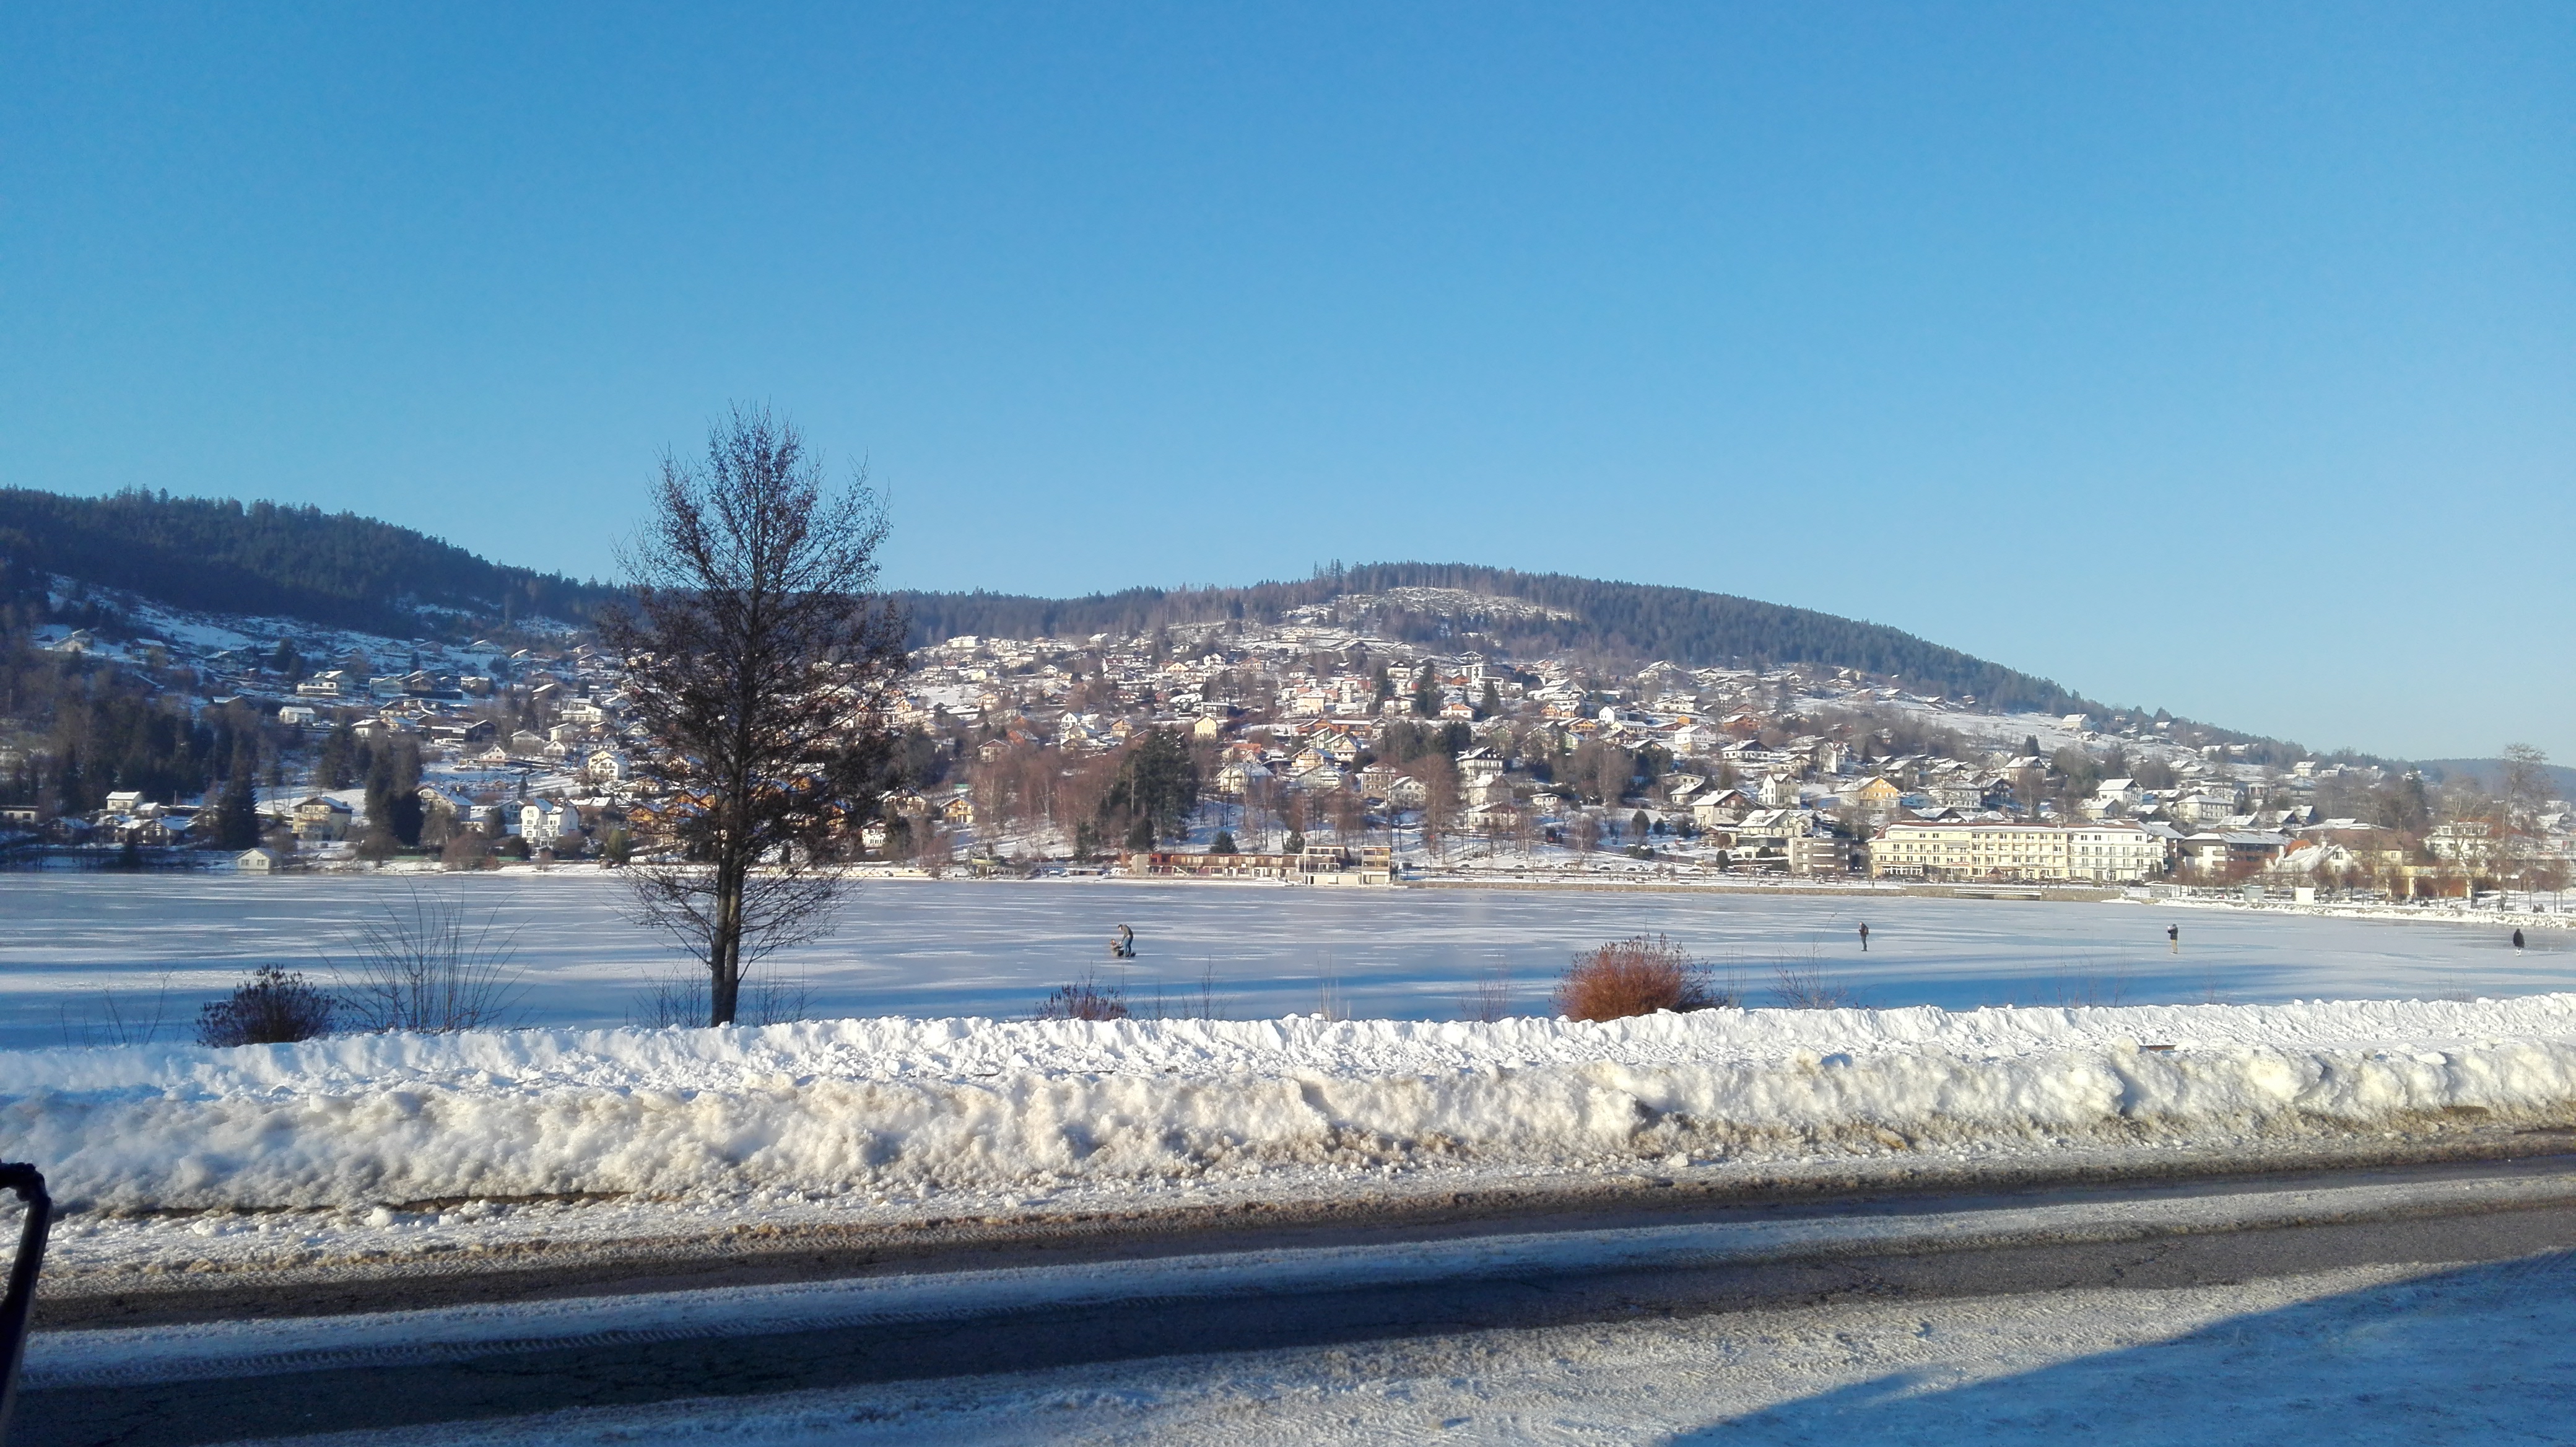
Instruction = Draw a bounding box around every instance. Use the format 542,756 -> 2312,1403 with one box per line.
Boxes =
5,870 -> 2567,1049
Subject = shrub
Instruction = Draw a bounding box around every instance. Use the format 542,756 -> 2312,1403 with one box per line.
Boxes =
1554,933 -> 1725,1021
1033,971 -> 1130,1021
1769,957 -> 1861,1010
198,965 -> 336,1046
440,831 -> 495,871
333,887 -> 524,1033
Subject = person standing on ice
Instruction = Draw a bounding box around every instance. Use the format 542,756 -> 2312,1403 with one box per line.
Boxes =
2513,929 -> 2526,950
1858,922 -> 1869,952
2167,924 -> 2179,953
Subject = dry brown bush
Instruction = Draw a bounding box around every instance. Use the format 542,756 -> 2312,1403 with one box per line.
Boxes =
1554,934 -> 1727,1021
1034,971 -> 1131,1021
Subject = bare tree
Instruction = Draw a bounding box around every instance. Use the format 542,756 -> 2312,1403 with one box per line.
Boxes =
601,406 -> 908,1026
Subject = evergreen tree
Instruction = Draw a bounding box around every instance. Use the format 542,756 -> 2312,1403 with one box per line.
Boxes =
213,767 -> 261,850
314,722 -> 359,790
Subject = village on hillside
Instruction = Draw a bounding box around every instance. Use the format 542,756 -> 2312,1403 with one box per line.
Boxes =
6,589 -> 2569,902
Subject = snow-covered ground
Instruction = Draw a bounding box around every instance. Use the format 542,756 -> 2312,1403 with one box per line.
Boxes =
211,1254 -> 2575,1445
15,873 -> 2571,1051
14,994 -> 2576,1231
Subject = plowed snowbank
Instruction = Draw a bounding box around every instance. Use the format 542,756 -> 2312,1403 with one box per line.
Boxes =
9,996 -> 2576,1210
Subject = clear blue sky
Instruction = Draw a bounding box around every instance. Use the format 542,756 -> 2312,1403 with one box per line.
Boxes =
4,4 -> 2568,761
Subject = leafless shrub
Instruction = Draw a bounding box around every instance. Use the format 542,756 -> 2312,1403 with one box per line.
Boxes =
2048,957 -> 2133,1007
1034,970 -> 1130,1021
440,831 -> 496,872
198,965 -> 334,1046
1462,963 -> 1515,1023
333,887 -> 524,1033
630,970 -> 707,1030
60,973 -> 178,1047
1769,954 -> 1861,1010
631,963 -> 813,1030
1556,934 -> 1728,1021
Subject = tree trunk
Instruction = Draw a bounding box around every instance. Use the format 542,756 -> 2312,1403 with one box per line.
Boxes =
710,859 -> 746,1026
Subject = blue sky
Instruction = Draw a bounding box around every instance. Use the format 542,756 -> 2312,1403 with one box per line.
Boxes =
3,4 -> 2568,761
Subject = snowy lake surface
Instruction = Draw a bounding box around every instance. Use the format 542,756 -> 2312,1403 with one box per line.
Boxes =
2,871 -> 2566,1048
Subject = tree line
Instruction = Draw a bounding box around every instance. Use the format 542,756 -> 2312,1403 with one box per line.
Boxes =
0,487 -> 617,636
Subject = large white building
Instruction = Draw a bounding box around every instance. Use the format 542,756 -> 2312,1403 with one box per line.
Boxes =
1870,820 -> 2164,883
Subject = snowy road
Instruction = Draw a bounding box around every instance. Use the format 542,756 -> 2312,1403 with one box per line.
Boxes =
20,1157 -> 2576,1446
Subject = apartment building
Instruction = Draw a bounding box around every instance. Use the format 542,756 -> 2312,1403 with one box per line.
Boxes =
1869,820 -> 2163,883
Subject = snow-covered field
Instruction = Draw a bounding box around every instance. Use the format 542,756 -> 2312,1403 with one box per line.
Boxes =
12,873 -> 2569,1051
14,994 -> 2576,1225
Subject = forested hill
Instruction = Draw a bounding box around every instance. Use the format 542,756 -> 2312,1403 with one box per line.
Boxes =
899,562 -> 2097,715
0,491 -> 2090,714
0,489 -> 616,636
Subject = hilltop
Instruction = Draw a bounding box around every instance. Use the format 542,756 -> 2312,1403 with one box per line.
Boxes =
0,488 -> 616,637
904,565 -> 2099,717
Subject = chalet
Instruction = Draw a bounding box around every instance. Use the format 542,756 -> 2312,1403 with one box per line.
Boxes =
2177,830 -> 2293,878
1690,788 -> 1753,829
1843,777 -> 1902,822
1215,760 -> 1271,797
292,796 -> 354,842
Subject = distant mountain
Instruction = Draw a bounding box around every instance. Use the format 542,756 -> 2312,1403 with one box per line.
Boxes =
899,563 -> 2102,716
0,488 -> 616,636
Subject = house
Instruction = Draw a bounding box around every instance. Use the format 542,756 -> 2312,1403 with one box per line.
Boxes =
582,751 -> 629,787
417,785 -> 477,823
2088,777 -> 2141,816
1215,760 -> 1271,797
1387,775 -> 1429,810
236,847 -> 281,873
2177,831 -> 2293,878
940,793 -> 977,824
278,704 -> 319,727
1842,777 -> 1902,823
2427,820 -> 2497,867
292,796 -> 354,842
519,798 -> 583,848
1690,789 -> 1753,830
1310,732 -> 1363,765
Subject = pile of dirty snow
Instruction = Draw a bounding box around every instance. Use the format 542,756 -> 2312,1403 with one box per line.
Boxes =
7,996 -> 2576,1211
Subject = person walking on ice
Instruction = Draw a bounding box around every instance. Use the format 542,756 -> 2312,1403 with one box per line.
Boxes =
2167,924 -> 2179,954
1858,922 -> 1870,953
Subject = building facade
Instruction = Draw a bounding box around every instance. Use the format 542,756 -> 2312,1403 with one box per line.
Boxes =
1869,820 -> 2162,883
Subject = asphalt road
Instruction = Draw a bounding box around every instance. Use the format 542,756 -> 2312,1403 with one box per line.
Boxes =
27,1156 -> 2576,1447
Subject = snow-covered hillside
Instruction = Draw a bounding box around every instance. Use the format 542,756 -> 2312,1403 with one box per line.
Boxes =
12,995 -> 2576,1213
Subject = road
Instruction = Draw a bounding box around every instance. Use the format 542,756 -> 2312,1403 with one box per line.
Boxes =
25,1154 -> 2576,1447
